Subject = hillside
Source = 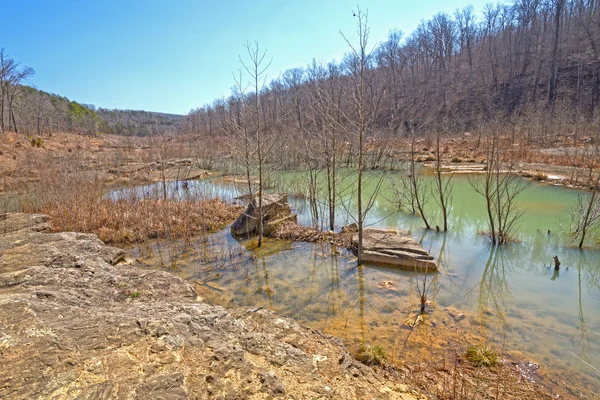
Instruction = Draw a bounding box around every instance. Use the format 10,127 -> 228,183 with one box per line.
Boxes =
9,86 -> 102,136
97,108 -> 183,136
2,84 -> 183,137
1,47 -> 183,137
184,0 -> 600,141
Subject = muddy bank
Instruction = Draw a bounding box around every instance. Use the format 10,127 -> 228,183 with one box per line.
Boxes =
0,213 -> 423,399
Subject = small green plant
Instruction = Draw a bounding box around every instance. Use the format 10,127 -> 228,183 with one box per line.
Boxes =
465,345 -> 499,367
30,137 -> 43,147
356,343 -> 387,366
129,291 -> 141,298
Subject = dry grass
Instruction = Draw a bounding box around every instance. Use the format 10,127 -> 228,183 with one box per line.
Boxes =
395,361 -> 556,399
41,197 -> 241,245
20,159 -> 242,245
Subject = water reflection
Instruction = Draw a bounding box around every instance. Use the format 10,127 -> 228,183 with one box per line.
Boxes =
472,247 -> 516,335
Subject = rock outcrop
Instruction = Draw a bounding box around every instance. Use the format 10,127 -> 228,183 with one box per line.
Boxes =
352,228 -> 437,271
230,193 -> 298,237
0,213 -> 422,399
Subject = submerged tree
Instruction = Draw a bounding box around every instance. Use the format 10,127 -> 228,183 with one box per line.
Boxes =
305,60 -> 344,231
571,185 -> 600,249
340,7 -> 387,264
570,146 -> 600,248
433,130 -> 454,231
389,128 -> 431,229
239,42 -> 272,247
470,126 -> 528,245
341,8 -> 369,264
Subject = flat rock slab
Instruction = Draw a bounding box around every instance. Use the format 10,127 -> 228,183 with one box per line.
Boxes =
0,213 -> 51,235
353,228 -> 437,271
0,213 -> 423,400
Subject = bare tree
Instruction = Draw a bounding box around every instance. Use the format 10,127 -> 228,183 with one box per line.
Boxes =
547,0 -> 566,106
0,49 -> 34,134
235,41 -> 272,247
433,131 -> 454,231
340,7 -> 385,264
570,146 -> 600,248
571,185 -> 600,248
408,131 -> 431,229
470,126 -> 528,245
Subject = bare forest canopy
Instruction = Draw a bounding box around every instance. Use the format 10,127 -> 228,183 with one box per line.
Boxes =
184,0 -> 600,139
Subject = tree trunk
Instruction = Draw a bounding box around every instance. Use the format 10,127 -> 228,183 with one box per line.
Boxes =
548,0 -> 565,106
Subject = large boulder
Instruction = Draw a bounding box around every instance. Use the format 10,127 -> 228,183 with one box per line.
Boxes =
352,228 -> 437,271
230,193 -> 297,237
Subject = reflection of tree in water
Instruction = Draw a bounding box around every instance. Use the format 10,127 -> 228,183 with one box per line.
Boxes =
468,246 -> 516,337
571,251 -> 600,377
325,248 -> 342,333
252,252 -> 273,309
390,231 -> 461,362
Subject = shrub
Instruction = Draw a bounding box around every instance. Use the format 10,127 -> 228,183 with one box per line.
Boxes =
356,343 -> 387,366
465,345 -> 499,367
451,157 -> 462,163
532,172 -> 548,181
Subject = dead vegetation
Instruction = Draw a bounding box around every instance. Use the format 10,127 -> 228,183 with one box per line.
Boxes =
37,196 -> 241,245
392,359 -> 556,400
268,220 -> 355,249
17,158 -> 242,245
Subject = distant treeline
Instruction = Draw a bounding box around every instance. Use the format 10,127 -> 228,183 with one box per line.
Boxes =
1,48 -> 183,137
97,109 -> 183,136
184,0 -> 600,139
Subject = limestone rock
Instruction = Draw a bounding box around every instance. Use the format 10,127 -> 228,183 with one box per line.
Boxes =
353,228 -> 437,271
0,212 -> 51,235
230,193 -> 297,237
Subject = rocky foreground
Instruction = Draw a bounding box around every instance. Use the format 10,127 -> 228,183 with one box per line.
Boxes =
0,213 -> 423,399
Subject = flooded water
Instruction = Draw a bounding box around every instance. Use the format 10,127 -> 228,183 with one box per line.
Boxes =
120,173 -> 600,397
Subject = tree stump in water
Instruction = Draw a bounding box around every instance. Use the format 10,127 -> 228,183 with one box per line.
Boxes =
553,255 -> 561,270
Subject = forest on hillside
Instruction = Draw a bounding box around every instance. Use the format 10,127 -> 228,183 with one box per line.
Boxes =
184,0 -> 600,142
97,109 -> 183,136
0,49 -> 102,136
0,48 -> 183,137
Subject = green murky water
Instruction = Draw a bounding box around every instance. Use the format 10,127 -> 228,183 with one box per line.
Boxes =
120,173 -> 600,396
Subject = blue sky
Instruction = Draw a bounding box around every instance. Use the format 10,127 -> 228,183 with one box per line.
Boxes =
2,0 -> 492,114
